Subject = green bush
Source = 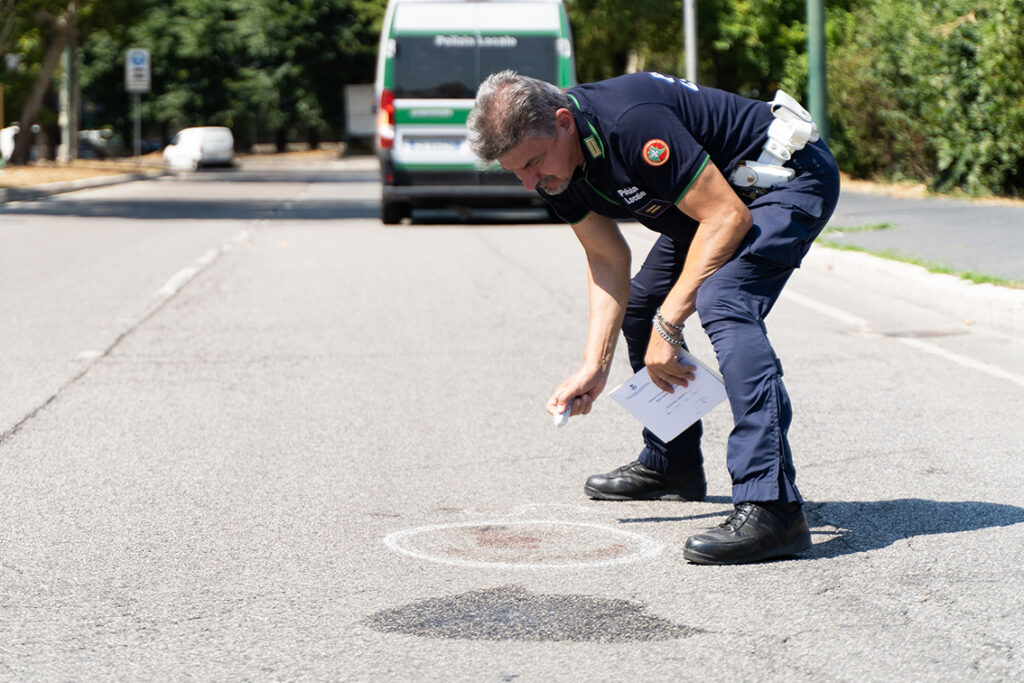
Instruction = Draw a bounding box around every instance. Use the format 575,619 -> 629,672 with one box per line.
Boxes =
570,0 -> 1024,197
827,0 -> 1024,196
8,0 -> 1022,194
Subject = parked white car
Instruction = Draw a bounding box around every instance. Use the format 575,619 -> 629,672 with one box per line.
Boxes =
0,125 -> 17,161
163,126 -> 234,169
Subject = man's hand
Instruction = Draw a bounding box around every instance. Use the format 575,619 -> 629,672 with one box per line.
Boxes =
644,331 -> 697,394
546,363 -> 610,418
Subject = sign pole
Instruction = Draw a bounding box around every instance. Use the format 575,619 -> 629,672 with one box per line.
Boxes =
124,48 -> 151,158
806,0 -> 829,142
683,0 -> 698,83
134,93 -> 141,158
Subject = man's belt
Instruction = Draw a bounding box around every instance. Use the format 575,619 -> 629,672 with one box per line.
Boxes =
730,90 -> 819,200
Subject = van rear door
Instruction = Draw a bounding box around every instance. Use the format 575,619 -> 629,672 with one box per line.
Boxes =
377,0 -> 575,220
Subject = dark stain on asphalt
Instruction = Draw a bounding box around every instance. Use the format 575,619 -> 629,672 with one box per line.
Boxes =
365,585 -> 701,641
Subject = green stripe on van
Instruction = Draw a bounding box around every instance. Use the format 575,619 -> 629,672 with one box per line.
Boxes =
394,108 -> 469,125
558,10 -> 575,86
558,55 -> 573,87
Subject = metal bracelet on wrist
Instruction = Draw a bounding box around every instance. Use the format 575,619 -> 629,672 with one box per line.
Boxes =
655,307 -> 684,333
653,318 -> 687,347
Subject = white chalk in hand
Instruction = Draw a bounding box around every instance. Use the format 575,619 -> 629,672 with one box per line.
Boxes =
553,398 -> 575,427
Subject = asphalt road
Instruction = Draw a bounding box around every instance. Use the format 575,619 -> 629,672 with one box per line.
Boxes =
1,160 -> 1022,680
828,192 -> 1024,283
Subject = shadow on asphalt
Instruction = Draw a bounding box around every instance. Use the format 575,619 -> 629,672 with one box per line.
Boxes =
407,209 -> 558,226
208,170 -> 383,183
616,498 -> 1024,560
615,495 -> 735,524
0,199 -> 382,221
0,201 -> 563,224
0,200 -> 563,224
803,498 -> 1024,559
1,168 -> 562,224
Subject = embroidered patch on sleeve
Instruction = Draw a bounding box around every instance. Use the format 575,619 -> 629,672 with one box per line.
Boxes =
636,198 -> 672,218
642,139 -> 670,167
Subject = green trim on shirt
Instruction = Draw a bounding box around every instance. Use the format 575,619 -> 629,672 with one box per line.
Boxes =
674,153 -> 711,204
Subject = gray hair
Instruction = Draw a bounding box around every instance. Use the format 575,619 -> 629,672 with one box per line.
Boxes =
468,70 -> 571,162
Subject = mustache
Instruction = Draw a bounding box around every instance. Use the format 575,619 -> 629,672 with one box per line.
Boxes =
540,176 -> 568,195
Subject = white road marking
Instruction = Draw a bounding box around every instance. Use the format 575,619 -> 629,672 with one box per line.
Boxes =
383,520 -> 664,570
195,248 -> 218,266
157,265 -> 201,298
897,336 -> 1024,388
155,234 -> 246,299
784,290 -> 870,329
786,290 -> 1024,388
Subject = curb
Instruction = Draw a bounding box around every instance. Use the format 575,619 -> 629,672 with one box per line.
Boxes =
802,246 -> 1024,339
0,169 -> 168,204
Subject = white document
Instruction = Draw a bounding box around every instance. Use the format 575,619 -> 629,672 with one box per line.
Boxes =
609,349 -> 728,442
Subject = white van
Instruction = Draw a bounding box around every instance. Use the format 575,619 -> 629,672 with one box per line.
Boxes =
374,0 -> 576,223
163,126 -> 235,170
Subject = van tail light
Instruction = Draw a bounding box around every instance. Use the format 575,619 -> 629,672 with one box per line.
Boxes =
378,89 -> 396,149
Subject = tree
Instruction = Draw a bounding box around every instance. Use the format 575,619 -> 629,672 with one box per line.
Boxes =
229,0 -> 381,149
76,0 -> 383,151
566,0 -> 810,100
827,0 -> 1024,195
5,0 -> 151,163
0,0 -> 18,57
698,0 -> 808,98
566,0 -> 681,82
9,0 -> 79,164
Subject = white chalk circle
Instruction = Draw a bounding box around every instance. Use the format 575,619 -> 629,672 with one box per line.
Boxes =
383,520 -> 664,569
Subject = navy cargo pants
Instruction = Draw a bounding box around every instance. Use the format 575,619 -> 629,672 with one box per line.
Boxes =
620,140 -> 840,504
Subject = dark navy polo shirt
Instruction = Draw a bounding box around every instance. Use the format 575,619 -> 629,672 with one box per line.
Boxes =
541,72 -> 774,242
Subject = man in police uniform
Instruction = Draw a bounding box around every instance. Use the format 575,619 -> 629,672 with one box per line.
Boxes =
468,70 -> 840,564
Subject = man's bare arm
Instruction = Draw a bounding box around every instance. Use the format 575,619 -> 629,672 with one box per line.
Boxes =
546,212 -> 631,416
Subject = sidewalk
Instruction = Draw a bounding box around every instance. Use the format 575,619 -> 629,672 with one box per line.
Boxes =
0,168 -> 168,204
806,189 -> 1024,337
0,155 -> 170,203
827,189 -> 1023,283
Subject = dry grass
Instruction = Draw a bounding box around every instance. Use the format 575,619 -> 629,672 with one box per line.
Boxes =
839,172 -> 928,198
0,145 -> 345,188
839,172 -> 1024,206
0,155 -> 164,188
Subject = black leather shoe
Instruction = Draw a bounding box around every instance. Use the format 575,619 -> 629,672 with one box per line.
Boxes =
683,502 -> 812,564
584,461 -> 706,501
